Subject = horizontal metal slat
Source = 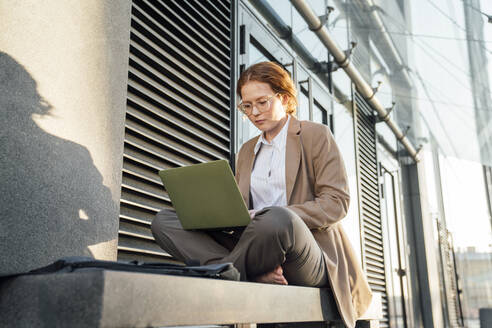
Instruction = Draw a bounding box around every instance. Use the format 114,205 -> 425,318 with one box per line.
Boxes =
204,0 -> 230,22
121,185 -> 170,211
117,251 -> 176,263
127,97 -> 229,153
355,94 -> 374,116
164,0 -> 230,57
357,110 -> 376,131
121,182 -> 169,203
359,153 -> 378,172
131,17 -> 229,91
120,214 -> 152,227
214,0 -> 231,15
361,190 -> 380,206
128,85 -> 229,143
120,198 -> 161,214
363,216 -> 382,230
359,162 -> 378,181
363,222 -> 383,239
364,236 -> 384,251
131,28 -> 229,98
358,102 -> 375,118
363,216 -> 382,231
357,138 -> 377,164
125,125 -> 208,164
355,104 -> 373,120
119,228 -> 155,241
131,3 -> 230,80
129,55 -> 230,121
365,262 -> 385,274
360,177 -> 379,195
361,194 -> 381,214
361,203 -> 381,219
138,0 -> 230,74
365,264 -> 385,275
361,182 -> 381,203
124,138 -> 185,170
124,124 -> 217,166
362,203 -> 380,221
358,122 -> 376,141
126,109 -> 227,160
122,167 -> 162,188
365,245 -> 384,258
127,98 -> 229,153
130,37 -> 230,109
365,253 -> 385,267
120,196 -> 169,216
122,172 -> 166,201
362,218 -> 382,236
357,136 -> 377,161
368,284 -> 386,293
117,245 -> 169,258
367,277 -> 386,287
120,205 -> 160,225
361,191 -> 381,210
190,0 -> 231,29
128,69 -> 229,131
178,0 -> 230,42
123,157 -> 163,184
358,145 -> 377,167
187,0 -> 231,37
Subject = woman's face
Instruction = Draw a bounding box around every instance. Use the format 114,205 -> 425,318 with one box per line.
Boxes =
240,81 -> 288,141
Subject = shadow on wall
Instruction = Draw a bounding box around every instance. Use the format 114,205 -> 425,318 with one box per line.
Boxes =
0,52 -> 116,275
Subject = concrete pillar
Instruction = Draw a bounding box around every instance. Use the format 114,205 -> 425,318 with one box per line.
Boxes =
0,1 -> 132,275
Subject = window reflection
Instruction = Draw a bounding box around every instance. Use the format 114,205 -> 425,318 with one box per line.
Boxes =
313,101 -> 327,125
334,101 -> 361,258
298,89 -> 309,121
240,42 -> 271,143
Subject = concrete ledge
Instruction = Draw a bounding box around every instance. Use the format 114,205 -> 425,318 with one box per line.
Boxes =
0,270 -> 382,327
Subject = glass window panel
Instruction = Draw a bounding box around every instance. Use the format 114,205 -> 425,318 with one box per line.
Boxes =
298,89 -> 310,121
237,42 -> 270,147
249,39 -> 269,65
313,101 -> 327,125
334,101 -> 361,258
439,156 -> 492,327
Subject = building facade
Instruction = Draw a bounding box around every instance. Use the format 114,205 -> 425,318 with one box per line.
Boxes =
1,0 -> 491,327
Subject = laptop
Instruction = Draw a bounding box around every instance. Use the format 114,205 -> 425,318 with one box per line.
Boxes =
158,160 -> 251,230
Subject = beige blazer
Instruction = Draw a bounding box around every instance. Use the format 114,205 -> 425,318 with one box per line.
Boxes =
235,116 -> 372,328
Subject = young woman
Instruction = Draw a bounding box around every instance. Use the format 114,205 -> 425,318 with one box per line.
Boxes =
152,61 -> 371,328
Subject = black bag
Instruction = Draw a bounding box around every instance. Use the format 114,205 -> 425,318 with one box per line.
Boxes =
1,256 -> 240,281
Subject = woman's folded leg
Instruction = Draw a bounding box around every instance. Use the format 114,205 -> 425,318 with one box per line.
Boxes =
151,209 -> 231,265
224,206 -> 328,287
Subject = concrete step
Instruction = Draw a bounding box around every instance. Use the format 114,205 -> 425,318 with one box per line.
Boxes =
0,269 -> 381,327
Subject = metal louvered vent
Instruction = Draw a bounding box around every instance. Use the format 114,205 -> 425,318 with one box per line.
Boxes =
437,220 -> 464,327
353,91 -> 390,327
118,0 -> 233,262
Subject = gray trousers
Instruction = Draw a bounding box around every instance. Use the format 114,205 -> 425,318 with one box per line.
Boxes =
151,206 -> 328,287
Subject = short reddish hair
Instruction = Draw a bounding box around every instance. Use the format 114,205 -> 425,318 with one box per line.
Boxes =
237,61 -> 298,115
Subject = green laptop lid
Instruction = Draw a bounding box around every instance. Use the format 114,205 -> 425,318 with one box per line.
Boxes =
158,160 -> 251,230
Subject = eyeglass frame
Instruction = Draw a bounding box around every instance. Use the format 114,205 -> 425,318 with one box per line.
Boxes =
237,93 -> 280,115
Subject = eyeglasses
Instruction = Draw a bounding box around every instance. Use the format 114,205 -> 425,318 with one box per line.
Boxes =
237,93 -> 279,115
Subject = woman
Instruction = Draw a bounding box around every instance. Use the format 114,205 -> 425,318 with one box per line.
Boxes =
152,61 -> 372,328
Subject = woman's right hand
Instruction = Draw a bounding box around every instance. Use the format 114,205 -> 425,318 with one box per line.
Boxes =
248,210 -> 256,219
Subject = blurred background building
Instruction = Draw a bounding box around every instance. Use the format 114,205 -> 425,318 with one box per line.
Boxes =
1,0 -> 491,327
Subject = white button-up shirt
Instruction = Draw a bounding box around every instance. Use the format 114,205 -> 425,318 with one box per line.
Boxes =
250,116 -> 290,211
